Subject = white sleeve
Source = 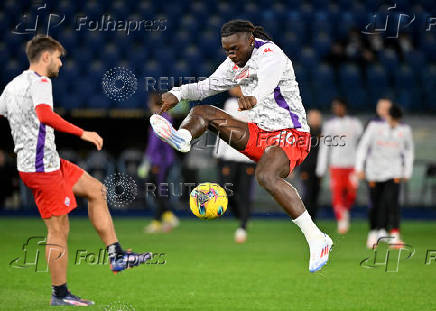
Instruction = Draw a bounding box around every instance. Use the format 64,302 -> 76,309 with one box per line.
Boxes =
402,125 -> 414,179
169,59 -> 237,101
315,123 -> 330,177
355,119 -> 364,138
355,122 -> 374,172
251,45 -> 287,104
31,76 -> 53,108
0,91 -> 6,115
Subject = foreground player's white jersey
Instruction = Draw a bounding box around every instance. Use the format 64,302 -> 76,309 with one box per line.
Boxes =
0,70 -> 60,172
316,116 -> 363,176
355,120 -> 414,181
169,38 -> 309,132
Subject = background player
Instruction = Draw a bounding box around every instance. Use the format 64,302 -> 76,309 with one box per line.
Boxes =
150,20 -> 333,272
214,86 -> 256,243
299,109 -> 322,220
356,104 -> 414,248
316,98 -> 363,234
143,92 -> 179,233
0,35 -> 151,306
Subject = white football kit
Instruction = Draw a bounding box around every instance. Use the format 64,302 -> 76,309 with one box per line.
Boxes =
355,120 -> 414,181
0,70 -> 60,172
169,39 -> 310,133
316,116 -> 363,176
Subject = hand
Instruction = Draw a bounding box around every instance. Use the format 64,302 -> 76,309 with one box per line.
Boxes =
356,170 -> 365,180
161,92 -> 179,113
80,131 -> 103,150
237,96 -> 257,111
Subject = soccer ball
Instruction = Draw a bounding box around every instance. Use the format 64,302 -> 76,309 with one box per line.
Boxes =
189,183 -> 228,219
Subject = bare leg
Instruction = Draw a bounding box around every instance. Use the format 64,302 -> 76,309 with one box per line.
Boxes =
180,105 -> 249,151
72,173 -> 117,246
255,146 -> 305,219
43,215 -> 69,286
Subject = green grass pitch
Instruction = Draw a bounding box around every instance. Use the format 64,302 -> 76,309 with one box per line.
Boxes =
1,217 -> 436,310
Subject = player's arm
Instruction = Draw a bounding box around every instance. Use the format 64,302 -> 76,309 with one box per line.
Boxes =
249,44 -> 287,110
402,125 -> 414,180
355,122 -> 374,179
161,59 -> 237,112
31,76 -> 102,150
315,123 -> 331,177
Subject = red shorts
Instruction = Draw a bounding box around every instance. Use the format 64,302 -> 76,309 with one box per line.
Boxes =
240,123 -> 311,174
19,159 -> 85,219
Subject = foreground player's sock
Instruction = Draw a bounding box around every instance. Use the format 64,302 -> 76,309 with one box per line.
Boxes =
107,241 -> 124,260
52,283 -> 68,298
292,210 -> 324,242
292,211 -> 333,272
149,114 -> 191,152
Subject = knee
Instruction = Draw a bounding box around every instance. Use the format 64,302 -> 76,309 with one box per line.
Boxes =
190,105 -> 214,119
47,223 -> 69,241
255,169 -> 278,191
87,177 -> 105,201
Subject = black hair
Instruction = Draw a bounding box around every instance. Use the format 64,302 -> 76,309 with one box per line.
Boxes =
388,104 -> 403,120
332,97 -> 348,108
221,19 -> 272,41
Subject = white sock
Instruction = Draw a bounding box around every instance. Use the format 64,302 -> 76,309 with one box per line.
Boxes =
292,211 -> 324,242
177,129 -> 192,142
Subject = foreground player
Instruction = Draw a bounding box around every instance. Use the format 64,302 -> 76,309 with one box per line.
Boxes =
356,105 -> 414,248
316,98 -> 363,234
0,35 -> 151,306
150,20 -> 333,272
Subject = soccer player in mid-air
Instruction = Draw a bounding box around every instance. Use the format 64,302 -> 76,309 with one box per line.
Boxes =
0,35 -> 151,306
150,20 -> 333,272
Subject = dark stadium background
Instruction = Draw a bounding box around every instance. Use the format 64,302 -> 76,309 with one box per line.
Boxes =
1,0 -> 435,215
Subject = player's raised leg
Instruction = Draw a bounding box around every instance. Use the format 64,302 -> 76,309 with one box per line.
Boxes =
255,146 -> 333,272
150,105 -> 249,152
72,172 -> 152,273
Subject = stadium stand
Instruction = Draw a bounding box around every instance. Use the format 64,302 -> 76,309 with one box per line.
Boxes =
0,0 -> 435,112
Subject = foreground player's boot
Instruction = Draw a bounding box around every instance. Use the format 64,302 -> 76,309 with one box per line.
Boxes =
110,251 -> 152,274
50,292 -> 95,306
308,234 -> 333,273
149,114 -> 191,152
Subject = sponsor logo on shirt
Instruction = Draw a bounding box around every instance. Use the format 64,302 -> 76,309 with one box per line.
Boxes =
235,68 -> 250,80
64,196 -> 70,207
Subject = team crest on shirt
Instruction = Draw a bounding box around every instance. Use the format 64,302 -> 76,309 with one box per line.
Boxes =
64,196 -> 70,207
